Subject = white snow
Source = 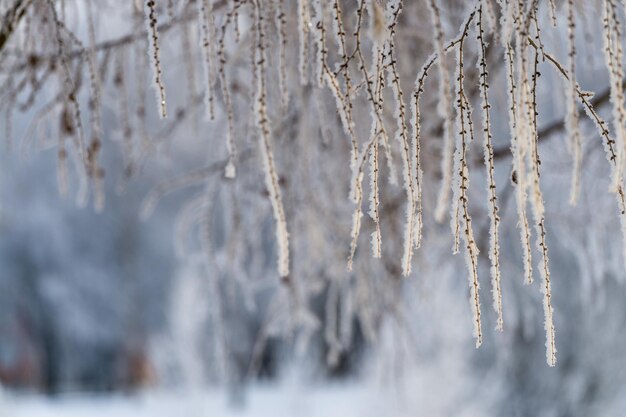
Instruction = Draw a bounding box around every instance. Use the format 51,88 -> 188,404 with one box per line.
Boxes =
0,384 -> 428,417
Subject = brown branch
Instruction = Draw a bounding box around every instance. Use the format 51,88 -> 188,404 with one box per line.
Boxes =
492,80 -> 622,160
3,0 -> 228,73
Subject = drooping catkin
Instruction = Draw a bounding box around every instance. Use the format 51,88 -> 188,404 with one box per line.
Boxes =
144,0 -> 167,119
253,0 -> 290,278
477,6 -> 503,331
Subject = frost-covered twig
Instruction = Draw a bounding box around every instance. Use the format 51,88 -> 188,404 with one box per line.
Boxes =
253,0 -> 290,278
386,0 -> 417,276
410,55 -> 436,250
477,6 -> 503,331
145,0 -> 167,118
453,10 -> 482,347
528,42 -> 556,366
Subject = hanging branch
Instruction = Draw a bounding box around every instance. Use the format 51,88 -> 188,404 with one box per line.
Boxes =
539,43 -> 626,273
217,0 -> 245,179
329,0 -> 358,171
145,0 -> 167,119
528,41 -> 556,367
410,55 -> 437,250
253,0 -> 290,279
453,10 -> 483,348
386,0 -> 417,276
346,0 -> 394,271
477,5 -> 503,331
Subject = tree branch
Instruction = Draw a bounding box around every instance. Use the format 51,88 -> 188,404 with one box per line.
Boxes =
492,79 -> 624,160
2,0 -> 229,73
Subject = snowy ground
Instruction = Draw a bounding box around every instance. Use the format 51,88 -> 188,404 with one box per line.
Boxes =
0,384 -> 410,417
0,378 -> 491,417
